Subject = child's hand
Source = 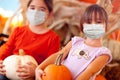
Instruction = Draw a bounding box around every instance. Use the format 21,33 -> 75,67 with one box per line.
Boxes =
16,62 -> 37,79
0,60 -> 6,75
35,67 -> 45,80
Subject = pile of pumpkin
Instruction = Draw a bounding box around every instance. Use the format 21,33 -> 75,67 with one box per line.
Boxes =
3,49 -> 107,80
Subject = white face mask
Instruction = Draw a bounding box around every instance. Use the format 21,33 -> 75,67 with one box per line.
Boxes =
83,24 -> 105,39
26,9 -> 46,26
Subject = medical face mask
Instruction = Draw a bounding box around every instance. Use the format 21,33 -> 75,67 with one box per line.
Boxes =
26,9 -> 46,26
83,24 -> 105,39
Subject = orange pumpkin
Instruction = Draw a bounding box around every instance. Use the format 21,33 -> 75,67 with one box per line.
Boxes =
42,54 -> 72,80
95,75 -> 106,80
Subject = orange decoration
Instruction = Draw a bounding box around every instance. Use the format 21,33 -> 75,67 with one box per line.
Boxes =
112,0 -> 120,13
109,30 -> 120,42
42,54 -> 72,80
79,0 -> 97,4
95,75 -> 106,80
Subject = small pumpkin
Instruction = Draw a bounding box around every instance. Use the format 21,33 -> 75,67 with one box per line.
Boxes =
3,49 -> 38,80
42,54 -> 72,80
95,75 -> 106,80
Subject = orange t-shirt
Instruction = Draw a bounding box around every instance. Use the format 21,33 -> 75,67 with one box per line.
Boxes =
0,26 -> 60,64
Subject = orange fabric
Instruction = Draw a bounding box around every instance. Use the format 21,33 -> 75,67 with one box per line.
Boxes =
0,26 -> 60,64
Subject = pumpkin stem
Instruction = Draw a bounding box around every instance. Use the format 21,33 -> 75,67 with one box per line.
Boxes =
55,53 -> 63,66
19,49 -> 25,55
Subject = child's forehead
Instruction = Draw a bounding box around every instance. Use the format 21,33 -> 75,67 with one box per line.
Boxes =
90,12 -> 101,18
87,12 -> 103,20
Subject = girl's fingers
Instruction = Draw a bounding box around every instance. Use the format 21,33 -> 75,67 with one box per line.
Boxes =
0,60 -> 6,75
35,69 -> 44,80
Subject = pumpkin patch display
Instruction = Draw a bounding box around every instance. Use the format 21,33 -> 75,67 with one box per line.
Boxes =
3,49 -> 38,80
42,54 -> 72,80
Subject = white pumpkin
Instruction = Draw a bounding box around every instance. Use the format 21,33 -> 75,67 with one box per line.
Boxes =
3,49 -> 38,80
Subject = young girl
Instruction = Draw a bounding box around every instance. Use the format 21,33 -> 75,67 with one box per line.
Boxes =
35,4 -> 112,80
0,0 -> 60,79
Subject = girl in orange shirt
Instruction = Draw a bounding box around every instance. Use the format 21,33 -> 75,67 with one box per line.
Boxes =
0,0 -> 60,80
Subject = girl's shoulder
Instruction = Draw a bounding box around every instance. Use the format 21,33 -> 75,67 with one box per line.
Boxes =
96,46 -> 112,64
71,36 -> 84,45
13,25 -> 28,32
10,25 -> 29,37
98,46 -> 111,56
47,29 -> 59,37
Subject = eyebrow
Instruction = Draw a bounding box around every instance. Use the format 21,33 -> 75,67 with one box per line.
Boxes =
39,7 -> 46,10
30,5 -> 47,9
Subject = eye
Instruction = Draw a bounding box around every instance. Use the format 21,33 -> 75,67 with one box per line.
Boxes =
96,20 -> 102,24
30,7 -> 35,10
87,21 -> 91,24
29,5 -> 35,10
38,7 -> 46,11
86,19 -> 92,24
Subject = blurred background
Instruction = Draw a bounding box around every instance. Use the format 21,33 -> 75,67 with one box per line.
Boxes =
0,0 -> 120,80
0,0 -> 22,33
